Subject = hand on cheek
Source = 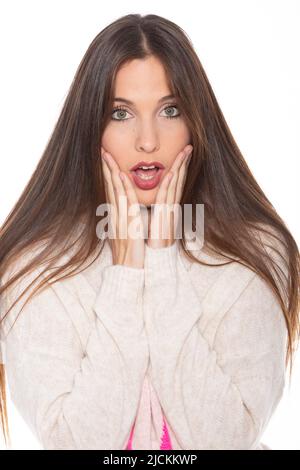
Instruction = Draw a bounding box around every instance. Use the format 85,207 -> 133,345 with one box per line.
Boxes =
147,144 -> 193,249
100,146 -> 146,269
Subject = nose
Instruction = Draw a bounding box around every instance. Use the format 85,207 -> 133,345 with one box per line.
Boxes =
135,120 -> 159,153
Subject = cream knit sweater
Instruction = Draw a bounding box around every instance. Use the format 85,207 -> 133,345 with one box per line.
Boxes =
0,234 -> 288,450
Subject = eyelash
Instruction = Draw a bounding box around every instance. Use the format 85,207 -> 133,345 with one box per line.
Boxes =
111,104 -> 181,122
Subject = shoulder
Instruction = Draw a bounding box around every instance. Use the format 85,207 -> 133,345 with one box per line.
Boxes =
0,231 -> 102,347
0,238 -> 77,342
1,220 -> 89,294
180,222 -> 289,287
213,269 -> 288,376
179,224 -> 289,330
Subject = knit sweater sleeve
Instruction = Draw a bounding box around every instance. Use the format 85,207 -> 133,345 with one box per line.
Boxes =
143,242 -> 288,450
2,263 -> 148,450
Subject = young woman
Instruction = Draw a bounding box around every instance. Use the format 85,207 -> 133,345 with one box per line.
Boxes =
0,13 -> 299,450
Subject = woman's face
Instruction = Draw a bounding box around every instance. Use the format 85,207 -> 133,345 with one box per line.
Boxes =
101,55 -> 192,208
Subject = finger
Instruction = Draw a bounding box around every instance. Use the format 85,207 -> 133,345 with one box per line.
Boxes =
102,157 -> 118,239
149,145 -> 192,244
153,145 -> 190,206
168,144 -> 193,177
151,171 -> 173,241
166,145 -> 193,205
102,156 -> 117,211
102,151 -> 126,207
165,147 -> 191,239
166,168 -> 181,241
172,151 -> 193,238
155,169 -> 173,202
120,171 -> 145,239
119,171 -> 140,209
103,152 -> 128,239
175,151 -> 192,204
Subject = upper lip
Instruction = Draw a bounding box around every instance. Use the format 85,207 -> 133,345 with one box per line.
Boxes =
130,161 -> 165,172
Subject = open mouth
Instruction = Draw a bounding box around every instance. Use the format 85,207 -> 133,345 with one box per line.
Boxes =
130,167 -> 164,190
133,167 -> 160,180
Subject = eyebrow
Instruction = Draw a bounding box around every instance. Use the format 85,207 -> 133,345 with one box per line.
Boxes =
113,94 -> 176,105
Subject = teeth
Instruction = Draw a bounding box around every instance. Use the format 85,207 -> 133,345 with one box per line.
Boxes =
138,173 -> 156,180
138,165 -> 156,170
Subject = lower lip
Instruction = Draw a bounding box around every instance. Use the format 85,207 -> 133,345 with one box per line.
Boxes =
130,168 -> 164,190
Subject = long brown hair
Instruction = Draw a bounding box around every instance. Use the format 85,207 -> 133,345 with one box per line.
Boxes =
0,13 -> 299,449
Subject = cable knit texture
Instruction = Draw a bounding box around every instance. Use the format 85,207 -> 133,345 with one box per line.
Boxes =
0,230 -> 288,450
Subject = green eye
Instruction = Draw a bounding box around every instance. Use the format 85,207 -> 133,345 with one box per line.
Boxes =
111,106 -> 129,122
111,104 -> 181,122
162,105 -> 181,119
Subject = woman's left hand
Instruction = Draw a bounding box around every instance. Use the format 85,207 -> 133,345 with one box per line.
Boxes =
147,144 -> 193,249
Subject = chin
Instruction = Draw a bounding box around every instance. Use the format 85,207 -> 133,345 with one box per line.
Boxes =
138,198 -> 156,209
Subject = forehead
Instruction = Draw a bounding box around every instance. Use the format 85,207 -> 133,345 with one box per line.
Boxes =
113,56 -> 173,103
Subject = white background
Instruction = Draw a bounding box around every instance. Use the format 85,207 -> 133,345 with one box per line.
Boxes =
0,0 -> 299,450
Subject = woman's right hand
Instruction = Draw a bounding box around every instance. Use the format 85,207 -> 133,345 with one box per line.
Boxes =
101,147 -> 146,269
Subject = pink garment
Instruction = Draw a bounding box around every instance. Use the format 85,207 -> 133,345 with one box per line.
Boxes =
126,415 -> 173,450
160,417 -> 173,449
124,371 -> 174,450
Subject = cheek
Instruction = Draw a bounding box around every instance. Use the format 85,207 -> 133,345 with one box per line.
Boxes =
163,120 -> 191,142
101,126 -> 131,167
179,121 -> 192,143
